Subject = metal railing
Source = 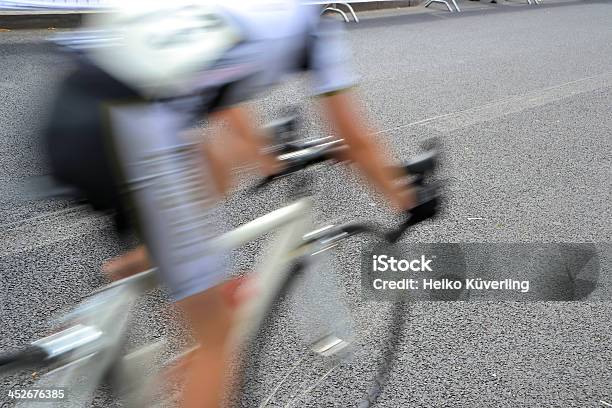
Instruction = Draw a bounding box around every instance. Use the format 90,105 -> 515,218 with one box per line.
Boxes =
1,0 -> 542,17
0,0 -> 111,10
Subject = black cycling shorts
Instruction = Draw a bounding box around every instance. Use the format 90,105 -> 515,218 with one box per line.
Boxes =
43,62 -> 244,232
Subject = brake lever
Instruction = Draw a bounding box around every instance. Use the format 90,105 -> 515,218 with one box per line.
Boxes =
386,182 -> 442,243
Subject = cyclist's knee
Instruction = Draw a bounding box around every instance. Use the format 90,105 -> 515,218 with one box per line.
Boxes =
177,284 -> 234,345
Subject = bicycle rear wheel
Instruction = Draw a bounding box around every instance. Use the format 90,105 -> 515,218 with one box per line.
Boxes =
234,232 -> 409,408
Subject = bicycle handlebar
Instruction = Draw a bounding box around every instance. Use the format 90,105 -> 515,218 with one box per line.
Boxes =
301,182 -> 439,247
255,136 -> 441,243
254,139 -> 347,190
257,136 -> 438,188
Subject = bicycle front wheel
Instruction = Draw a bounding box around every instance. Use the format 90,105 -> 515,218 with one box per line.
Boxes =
234,233 -> 410,408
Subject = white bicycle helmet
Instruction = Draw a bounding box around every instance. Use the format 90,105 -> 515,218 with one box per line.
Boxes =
86,0 -> 243,98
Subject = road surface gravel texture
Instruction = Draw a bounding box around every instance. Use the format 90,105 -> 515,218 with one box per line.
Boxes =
1,1 -> 611,407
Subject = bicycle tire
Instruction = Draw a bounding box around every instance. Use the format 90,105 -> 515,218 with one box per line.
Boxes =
0,346 -> 48,375
233,234 -> 409,408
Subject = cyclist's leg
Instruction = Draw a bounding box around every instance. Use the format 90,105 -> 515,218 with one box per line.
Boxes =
176,284 -> 235,408
107,101 -> 256,407
103,245 -> 150,281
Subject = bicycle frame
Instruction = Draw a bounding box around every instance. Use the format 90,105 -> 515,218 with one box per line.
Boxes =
6,129 -> 439,406
13,197 -> 324,407
219,198 -> 315,348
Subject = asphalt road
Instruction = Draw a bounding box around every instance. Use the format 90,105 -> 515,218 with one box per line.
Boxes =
1,1 -> 611,407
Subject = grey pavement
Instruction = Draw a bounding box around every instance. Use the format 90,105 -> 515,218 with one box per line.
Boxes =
1,1 -> 611,407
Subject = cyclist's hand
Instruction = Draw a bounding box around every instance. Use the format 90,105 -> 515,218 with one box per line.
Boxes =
406,183 -> 439,223
396,186 -> 418,212
386,183 -> 440,243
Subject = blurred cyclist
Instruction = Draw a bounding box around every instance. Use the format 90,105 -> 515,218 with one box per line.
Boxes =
101,0 -> 417,280
44,1 -> 425,407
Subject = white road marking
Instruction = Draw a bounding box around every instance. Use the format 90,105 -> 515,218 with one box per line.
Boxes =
0,205 -> 87,230
377,70 -> 612,134
0,81 -> 19,90
0,208 -> 111,258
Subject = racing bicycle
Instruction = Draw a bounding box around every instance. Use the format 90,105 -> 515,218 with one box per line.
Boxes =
0,117 -> 440,407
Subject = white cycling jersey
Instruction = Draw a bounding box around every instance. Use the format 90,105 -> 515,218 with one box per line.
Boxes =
86,0 -> 356,100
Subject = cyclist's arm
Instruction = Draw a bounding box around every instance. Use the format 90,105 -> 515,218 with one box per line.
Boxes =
307,14 -> 415,210
320,90 -> 416,211
218,106 -> 280,177
201,105 -> 281,197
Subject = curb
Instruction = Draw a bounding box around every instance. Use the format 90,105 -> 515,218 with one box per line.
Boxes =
0,11 -> 88,29
351,1 -> 418,11
0,2 -> 418,30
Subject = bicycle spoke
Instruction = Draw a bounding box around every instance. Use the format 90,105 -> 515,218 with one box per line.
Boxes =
282,362 -> 341,408
258,353 -> 309,408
